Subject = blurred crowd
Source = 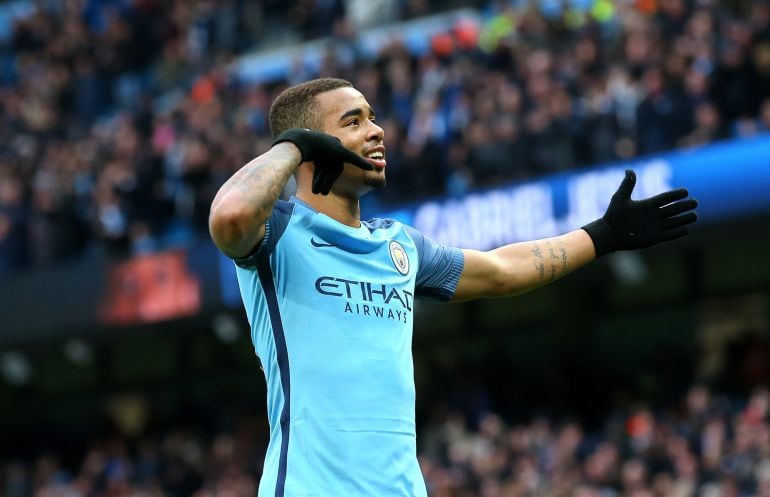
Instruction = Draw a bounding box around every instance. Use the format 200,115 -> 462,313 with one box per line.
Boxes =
1,0 -> 770,275
2,385 -> 770,497
420,386 -> 770,497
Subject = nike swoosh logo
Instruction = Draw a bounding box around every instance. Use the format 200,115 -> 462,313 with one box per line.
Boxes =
310,238 -> 338,248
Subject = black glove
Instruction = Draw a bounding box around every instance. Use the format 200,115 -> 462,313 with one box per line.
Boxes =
582,170 -> 699,258
273,128 -> 373,195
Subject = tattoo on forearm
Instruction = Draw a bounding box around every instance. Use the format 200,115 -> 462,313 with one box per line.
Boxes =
536,239 -> 570,283
560,248 -> 568,274
548,247 -> 559,282
228,157 -> 295,221
531,242 -> 545,283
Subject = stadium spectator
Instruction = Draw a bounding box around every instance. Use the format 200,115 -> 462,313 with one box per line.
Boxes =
3,384 -> 770,496
0,0 -> 768,278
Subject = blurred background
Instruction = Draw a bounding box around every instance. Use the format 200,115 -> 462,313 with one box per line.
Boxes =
1,0 -> 769,496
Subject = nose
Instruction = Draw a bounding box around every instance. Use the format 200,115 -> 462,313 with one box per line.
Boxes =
367,120 -> 384,142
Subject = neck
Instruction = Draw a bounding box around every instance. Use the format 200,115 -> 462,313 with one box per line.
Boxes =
296,187 -> 362,228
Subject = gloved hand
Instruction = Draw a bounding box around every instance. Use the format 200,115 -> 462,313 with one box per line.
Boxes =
582,170 -> 699,258
273,128 -> 373,195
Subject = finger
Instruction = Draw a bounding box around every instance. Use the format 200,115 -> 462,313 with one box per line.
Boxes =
659,226 -> 690,243
649,188 -> 689,207
319,171 -> 335,195
659,198 -> 698,218
663,212 -> 698,230
341,148 -> 374,171
312,167 -> 326,194
614,170 -> 636,199
315,162 -> 343,195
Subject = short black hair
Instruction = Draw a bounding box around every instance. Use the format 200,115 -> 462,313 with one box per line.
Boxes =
269,78 -> 353,138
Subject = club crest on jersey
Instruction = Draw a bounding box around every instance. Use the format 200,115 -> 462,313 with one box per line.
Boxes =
389,240 -> 409,275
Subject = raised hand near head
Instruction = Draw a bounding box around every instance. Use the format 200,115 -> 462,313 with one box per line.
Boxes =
273,129 -> 373,195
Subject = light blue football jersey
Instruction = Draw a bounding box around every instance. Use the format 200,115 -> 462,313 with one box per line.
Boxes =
233,196 -> 464,497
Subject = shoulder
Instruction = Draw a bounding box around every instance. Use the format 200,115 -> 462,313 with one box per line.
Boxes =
362,217 -> 422,245
274,199 -> 296,216
362,217 -> 430,246
232,199 -> 297,268
361,217 -> 398,232
268,199 -> 299,239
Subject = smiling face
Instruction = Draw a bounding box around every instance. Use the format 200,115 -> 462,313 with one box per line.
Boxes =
309,87 -> 387,196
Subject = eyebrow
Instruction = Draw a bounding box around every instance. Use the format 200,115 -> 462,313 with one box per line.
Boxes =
338,107 -> 375,121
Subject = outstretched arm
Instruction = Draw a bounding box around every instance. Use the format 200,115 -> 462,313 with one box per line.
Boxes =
452,170 -> 698,302
452,230 -> 595,302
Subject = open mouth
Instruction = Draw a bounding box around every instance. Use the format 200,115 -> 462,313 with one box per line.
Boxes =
363,148 -> 386,168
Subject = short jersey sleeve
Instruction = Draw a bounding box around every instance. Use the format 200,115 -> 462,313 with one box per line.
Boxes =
403,225 -> 465,302
233,200 -> 295,268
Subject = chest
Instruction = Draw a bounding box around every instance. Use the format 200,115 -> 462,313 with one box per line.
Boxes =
272,220 -> 418,309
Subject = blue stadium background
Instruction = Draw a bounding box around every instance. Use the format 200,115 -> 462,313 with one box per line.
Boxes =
1,0 -> 770,496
